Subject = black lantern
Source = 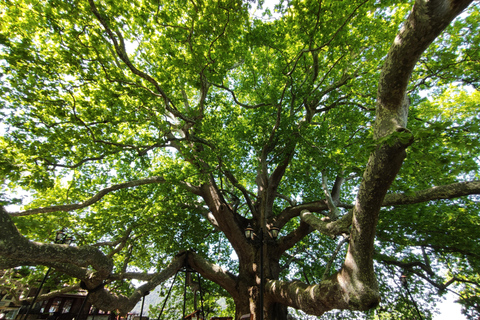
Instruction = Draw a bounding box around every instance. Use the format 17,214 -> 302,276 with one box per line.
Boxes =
245,224 -> 254,240
55,229 -> 66,242
269,226 -> 280,239
64,236 -> 74,245
55,229 -> 75,244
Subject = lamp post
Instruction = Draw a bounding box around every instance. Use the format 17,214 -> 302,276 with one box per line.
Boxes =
400,274 -> 423,320
23,230 -> 74,320
244,224 -> 280,320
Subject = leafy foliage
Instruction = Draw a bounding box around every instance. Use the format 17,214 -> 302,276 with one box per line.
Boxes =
1,0 -> 479,318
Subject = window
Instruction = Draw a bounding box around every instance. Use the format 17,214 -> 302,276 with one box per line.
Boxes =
62,299 -> 73,313
49,298 -> 62,313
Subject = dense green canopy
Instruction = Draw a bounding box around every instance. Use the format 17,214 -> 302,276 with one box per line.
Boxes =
1,0 -> 479,319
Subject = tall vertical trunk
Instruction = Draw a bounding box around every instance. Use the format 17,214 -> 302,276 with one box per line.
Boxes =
234,282 -> 288,320
264,302 -> 288,320
235,244 -> 286,320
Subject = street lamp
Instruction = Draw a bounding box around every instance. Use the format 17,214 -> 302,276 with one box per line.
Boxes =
23,229 -> 74,320
55,229 -> 74,245
244,224 -> 280,320
269,226 -> 280,240
244,225 -> 254,240
399,274 -> 423,320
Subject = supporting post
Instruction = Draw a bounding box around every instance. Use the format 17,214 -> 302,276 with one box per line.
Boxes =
259,229 -> 264,320
400,274 -> 423,320
183,269 -> 188,319
197,273 -> 205,320
75,292 -> 91,320
140,291 -> 150,320
23,268 -> 52,320
156,273 -> 178,320
404,285 -> 423,320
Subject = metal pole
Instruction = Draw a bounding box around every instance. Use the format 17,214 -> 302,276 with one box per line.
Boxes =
139,293 -> 147,320
259,229 -> 264,320
75,292 -> 91,320
156,273 -> 178,320
183,270 -> 188,320
197,274 -> 204,320
405,286 -> 423,320
23,267 -> 52,320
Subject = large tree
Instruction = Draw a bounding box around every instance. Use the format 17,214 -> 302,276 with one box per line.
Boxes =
1,0 -> 479,318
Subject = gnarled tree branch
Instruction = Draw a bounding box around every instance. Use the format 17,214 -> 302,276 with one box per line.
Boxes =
9,176 -> 166,217
300,210 -> 352,238
383,180 -> 480,206
1,206 -> 113,279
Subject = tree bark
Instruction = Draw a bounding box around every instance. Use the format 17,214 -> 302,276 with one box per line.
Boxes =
263,0 -> 475,316
1,1 -> 476,319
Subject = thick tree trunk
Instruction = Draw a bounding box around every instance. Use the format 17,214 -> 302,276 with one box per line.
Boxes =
233,242 -> 287,320
233,288 -> 252,320
1,3 -> 476,319
264,302 -> 288,320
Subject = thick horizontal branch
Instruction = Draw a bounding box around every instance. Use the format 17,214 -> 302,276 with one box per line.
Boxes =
87,252 -> 186,315
0,258 -> 84,281
274,221 -> 314,259
266,279 -> 345,316
9,176 -> 166,217
186,251 -> 239,301
383,180 -> 480,206
266,270 -> 379,317
277,180 -> 479,230
1,206 -> 113,279
276,201 -> 329,228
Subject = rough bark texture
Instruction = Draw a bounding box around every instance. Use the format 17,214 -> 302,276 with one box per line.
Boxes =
375,0 -> 474,139
0,1 -> 477,319
383,181 -> 480,206
263,0 -> 475,315
299,209 -> 352,237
